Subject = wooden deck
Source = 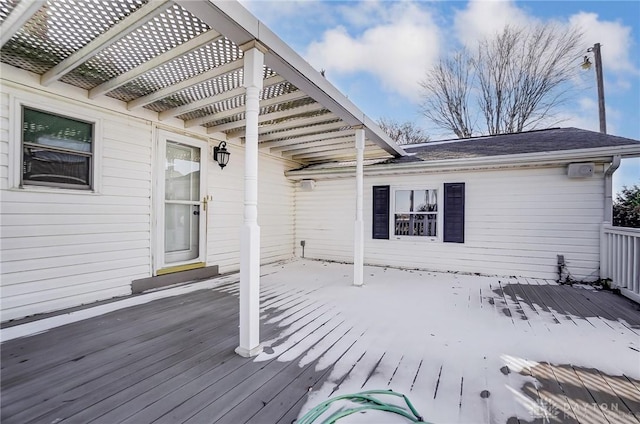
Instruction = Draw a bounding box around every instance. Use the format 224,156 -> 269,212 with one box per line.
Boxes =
1,260 -> 639,424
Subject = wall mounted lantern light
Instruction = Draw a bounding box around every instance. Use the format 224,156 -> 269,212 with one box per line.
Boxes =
213,141 -> 230,169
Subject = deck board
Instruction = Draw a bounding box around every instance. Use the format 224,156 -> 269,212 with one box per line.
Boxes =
2,260 -> 639,424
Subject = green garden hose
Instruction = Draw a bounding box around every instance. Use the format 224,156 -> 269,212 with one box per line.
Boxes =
297,389 -> 431,423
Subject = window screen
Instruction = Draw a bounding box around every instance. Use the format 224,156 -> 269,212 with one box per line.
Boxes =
22,107 -> 93,189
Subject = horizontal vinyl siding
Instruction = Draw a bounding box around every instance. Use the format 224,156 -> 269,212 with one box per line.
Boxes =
0,86 -> 152,321
0,92 -> 9,191
205,144 -> 296,273
1,80 -> 296,322
296,180 -> 355,261
295,166 -> 604,280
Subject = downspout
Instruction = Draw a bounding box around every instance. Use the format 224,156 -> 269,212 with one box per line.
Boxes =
600,155 -> 621,281
604,155 -> 621,223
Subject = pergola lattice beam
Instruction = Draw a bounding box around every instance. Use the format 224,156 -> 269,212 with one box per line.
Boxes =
41,0 -> 173,86
159,75 -> 285,121
215,103 -> 336,134
291,142 -> 377,160
299,146 -> 384,163
284,139 -> 355,158
278,136 -> 355,156
230,110 -> 336,139
256,112 -> 336,134
259,128 -> 355,150
127,57 -> 243,110
0,0 -> 46,48
89,30 -> 222,99
206,103 -> 326,134
257,121 -> 346,143
186,89 -> 310,128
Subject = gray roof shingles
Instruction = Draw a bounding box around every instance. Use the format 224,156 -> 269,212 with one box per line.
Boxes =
290,128 -> 640,171
398,127 -> 640,163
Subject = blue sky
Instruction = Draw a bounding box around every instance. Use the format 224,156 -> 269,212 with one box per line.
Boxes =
242,0 -> 639,194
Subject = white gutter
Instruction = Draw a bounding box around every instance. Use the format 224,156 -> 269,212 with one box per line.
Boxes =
285,145 -> 640,180
174,0 -> 405,158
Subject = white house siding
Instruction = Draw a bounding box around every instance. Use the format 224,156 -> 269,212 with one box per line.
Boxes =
1,80 -> 297,322
205,142 -> 297,273
0,84 -> 153,322
294,165 -> 605,281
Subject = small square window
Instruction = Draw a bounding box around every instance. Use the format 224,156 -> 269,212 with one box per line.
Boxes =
21,107 -> 94,189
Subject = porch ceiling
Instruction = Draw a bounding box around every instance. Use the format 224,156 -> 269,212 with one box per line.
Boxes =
0,0 -> 405,165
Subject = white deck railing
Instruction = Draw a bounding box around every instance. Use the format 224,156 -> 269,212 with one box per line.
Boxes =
601,223 -> 640,303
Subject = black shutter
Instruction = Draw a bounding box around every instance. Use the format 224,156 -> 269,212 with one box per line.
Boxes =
444,183 -> 465,243
372,185 -> 390,239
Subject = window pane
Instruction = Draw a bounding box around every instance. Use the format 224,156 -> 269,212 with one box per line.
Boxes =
428,189 -> 438,212
165,142 -> 200,202
23,108 -> 92,153
395,190 -> 412,213
414,190 -> 428,212
395,214 -> 410,235
395,213 -> 437,237
425,214 -> 437,236
23,146 -> 90,186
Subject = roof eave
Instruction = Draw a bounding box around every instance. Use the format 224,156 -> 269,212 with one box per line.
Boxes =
285,144 -> 640,180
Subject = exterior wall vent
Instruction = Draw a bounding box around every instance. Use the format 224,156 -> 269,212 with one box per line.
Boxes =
567,162 -> 595,178
300,179 -> 316,191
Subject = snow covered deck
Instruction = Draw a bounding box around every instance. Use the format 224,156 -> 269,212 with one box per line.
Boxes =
1,259 -> 639,423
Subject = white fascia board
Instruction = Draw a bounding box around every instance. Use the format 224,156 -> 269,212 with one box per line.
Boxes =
285,145 -> 640,180
174,0 -> 406,158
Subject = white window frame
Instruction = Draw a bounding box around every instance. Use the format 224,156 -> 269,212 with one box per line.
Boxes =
11,95 -> 102,193
391,186 -> 441,242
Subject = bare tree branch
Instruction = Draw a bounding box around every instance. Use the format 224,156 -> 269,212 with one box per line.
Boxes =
378,117 -> 430,145
421,23 -> 583,138
419,51 -> 474,138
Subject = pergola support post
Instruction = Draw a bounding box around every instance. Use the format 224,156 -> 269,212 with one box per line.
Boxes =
236,43 -> 265,358
353,127 -> 365,286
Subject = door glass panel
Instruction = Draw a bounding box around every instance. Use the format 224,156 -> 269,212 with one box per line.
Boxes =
164,141 -> 201,264
165,142 -> 200,202
165,203 -> 198,254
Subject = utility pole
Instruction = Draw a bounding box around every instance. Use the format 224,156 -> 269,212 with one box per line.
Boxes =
583,43 -> 606,134
593,43 -> 606,134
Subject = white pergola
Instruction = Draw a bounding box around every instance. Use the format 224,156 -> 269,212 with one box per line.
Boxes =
0,0 -> 406,357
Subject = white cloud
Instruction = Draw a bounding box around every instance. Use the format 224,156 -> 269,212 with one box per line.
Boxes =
304,2 -> 440,103
453,0 -> 533,47
453,1 -> 637,76
569,12 -> 637,73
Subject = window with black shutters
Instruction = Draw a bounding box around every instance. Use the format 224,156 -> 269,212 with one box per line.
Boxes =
443,183 -> 465,243
372,185 -> 390,239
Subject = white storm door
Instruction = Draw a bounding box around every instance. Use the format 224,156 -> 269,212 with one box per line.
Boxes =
158,132 -> 207,267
